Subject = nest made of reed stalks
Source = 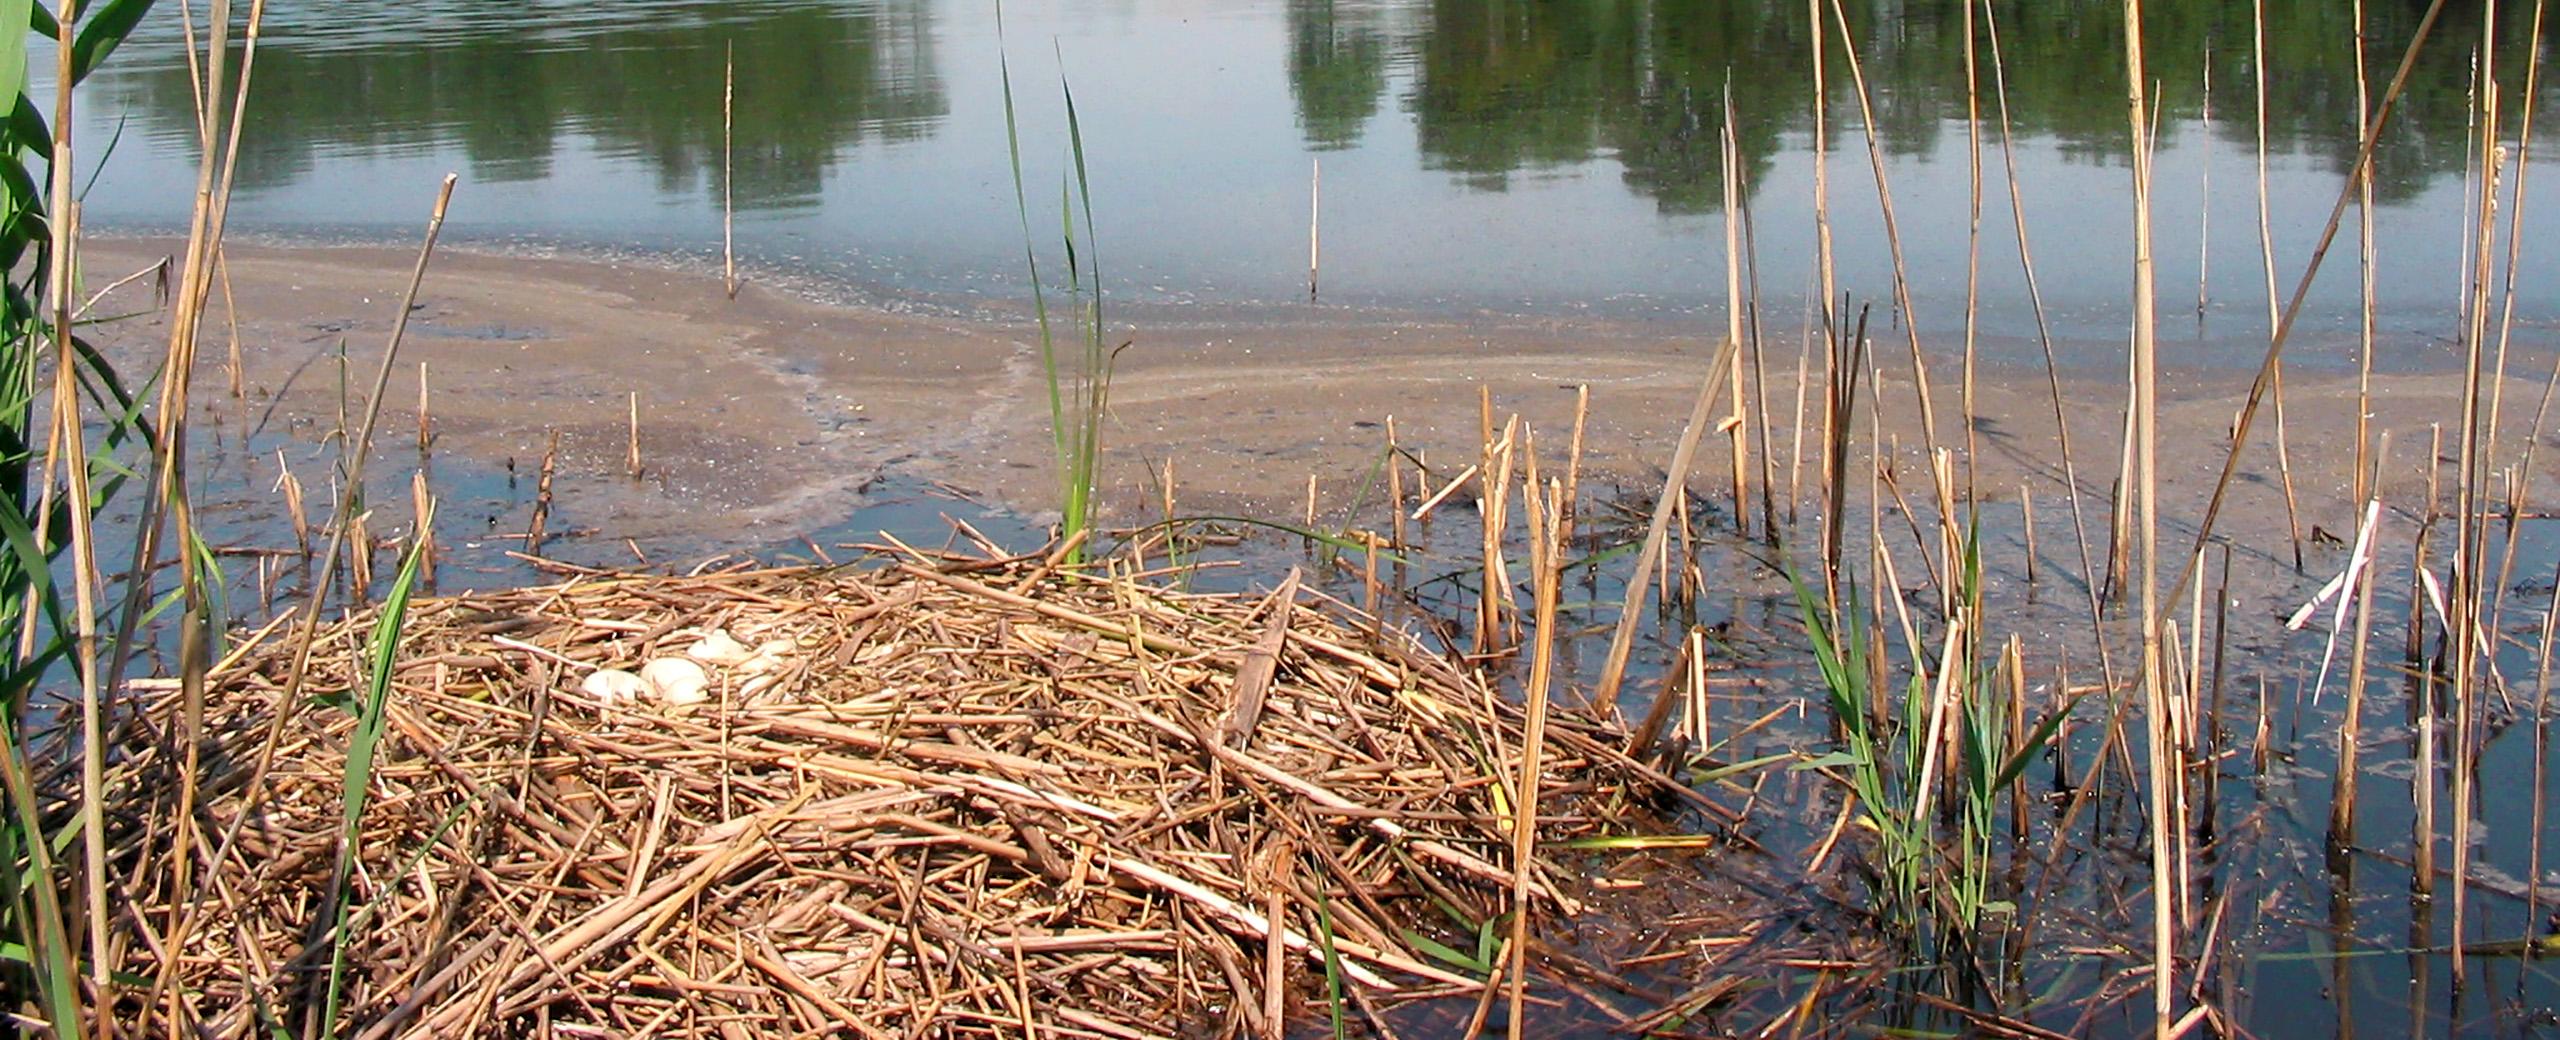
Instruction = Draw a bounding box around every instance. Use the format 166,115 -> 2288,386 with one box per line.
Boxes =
107,551 -> 1702,1039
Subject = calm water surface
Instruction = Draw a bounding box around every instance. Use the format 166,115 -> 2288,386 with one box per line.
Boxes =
68,0 -> 2560,367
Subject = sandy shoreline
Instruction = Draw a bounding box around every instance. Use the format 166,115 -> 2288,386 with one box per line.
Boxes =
77,237 -> 2560,564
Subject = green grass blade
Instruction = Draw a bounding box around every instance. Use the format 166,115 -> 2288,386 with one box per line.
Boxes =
1401,928 -> 1493,973
1313,886 -> 1349,1040
66,0 -> 154,88
320,533 -> 429,1035
0,0 -> 30,108
991,2 -> 1072,527
1991,698 -> 2081,794
1058,59 -> 1105,553
0,747 -> 80,1038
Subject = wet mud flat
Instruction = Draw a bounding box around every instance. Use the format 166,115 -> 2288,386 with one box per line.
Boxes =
79,236 -> 2554,549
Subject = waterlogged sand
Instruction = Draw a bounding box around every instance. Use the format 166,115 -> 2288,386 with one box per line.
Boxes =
79,238 -> 2560,568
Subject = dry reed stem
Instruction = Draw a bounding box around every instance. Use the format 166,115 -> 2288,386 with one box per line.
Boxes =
2118,0 -> 2176,1031
1720,108 -> 1750,536
415,362 -> 431,452
42,0 -> 105,988
2251,0 -> 2310,573
722,42 -> 737,299
1309,158 -> 1321,302
2330,435 -> 2390,847
528,428 -> 560,553
2353,0 -> 2378,506
1959,0 -> 1984,504
410,470 -> 436,592
2446,0 -> 2506,983
2198,48 -> 2213,317
221,246 -> 244,398
627,391 -> 643,479
1387,416 -> 1407,548
2484,0 -> 2548,643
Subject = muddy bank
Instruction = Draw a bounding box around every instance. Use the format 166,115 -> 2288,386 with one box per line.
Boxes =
79,238 -> 2560,557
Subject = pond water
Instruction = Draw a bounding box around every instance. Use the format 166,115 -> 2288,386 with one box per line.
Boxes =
66,0 -> 2560,369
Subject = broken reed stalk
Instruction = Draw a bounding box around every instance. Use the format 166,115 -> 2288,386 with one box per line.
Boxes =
1721,92 -> 1751,537
2330,433 -> 2390,848
1623,629 -> 1688,760
2198,47 -> 2212,316
2408,528 -> 2437,900
529,428 -> 561,554
2004,635 -> 2029,844
1488,416 -> 1522,650
1787,298 -> 1813,527
1565,385 -> 1588,534
2529,576 -> 2557,935
1959,0 -> 1984,505
344,510 -> 372,596
1473,389 -> 1516,655
1309,157 -> 1320,302
1155,457 -> 1179,575
1736,140 -> 1779,546
2119,0 -> 2177,1031
1386,416 -> 1407,549
1859,398 -> 1890,724
278,455 -> 310,557
1807,0 -> 1838,352
2459,48 -> 2482,333
2020,485 -> 2038,591
2251,0 -> 2310,574
414,362 -> 430,452
220,246 -> 244,398
723,41 -> 737,299
2108,398 -> 2134,605
1820,306 -> 1870,607
410,470 -> 436,593
1592,337 -> 1740,714
1506,444 -> 1564,1040
2353,0 -> 2377,505
626,391 -> 642,478
333,344 -> 351,477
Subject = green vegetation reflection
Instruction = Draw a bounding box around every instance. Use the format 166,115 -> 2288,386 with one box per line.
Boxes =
80,0 -> 2560,217
95,0 -> 944,210
1313,0 -> 2553,211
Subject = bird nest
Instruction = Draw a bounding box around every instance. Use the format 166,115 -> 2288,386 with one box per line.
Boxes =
108,550 -> 1708,1039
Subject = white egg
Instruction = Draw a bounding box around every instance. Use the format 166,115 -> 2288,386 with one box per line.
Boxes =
685,630 -> 756,667
579,668 -> 648,707
640,657 -> 712,705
